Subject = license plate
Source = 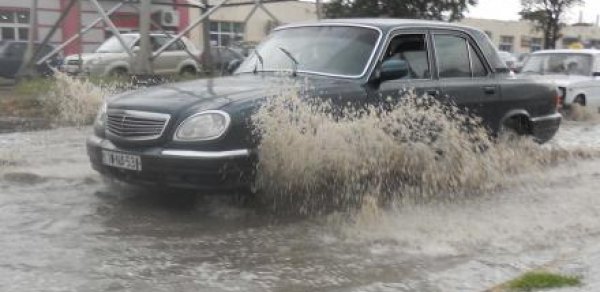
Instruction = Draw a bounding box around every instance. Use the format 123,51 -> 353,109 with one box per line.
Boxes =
101,150 -> 142,171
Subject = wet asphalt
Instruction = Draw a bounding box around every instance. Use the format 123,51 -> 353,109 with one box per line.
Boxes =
1,122 -> 600,292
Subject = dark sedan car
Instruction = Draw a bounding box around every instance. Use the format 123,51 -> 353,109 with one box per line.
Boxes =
87,19 -> 562,191
0,41 -> 61,79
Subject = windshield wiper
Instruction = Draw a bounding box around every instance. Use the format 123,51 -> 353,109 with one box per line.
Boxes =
278,47 -> 299,77
253,50 -> 264,74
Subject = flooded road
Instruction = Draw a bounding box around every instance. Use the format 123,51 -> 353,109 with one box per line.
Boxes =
1,121 -> 600,292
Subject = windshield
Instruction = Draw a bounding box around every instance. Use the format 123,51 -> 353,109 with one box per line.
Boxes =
96,35 -> 138,53
236,26 -> 381,77
521,53 -> 593,76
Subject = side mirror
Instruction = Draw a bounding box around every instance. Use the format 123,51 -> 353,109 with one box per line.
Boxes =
226,59 -> 242,74
380,59 -> 409,82
132,46 -> 141,54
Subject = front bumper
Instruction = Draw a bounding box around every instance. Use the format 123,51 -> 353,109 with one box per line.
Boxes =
86,135 -> 255,191
531,112 -> 562,143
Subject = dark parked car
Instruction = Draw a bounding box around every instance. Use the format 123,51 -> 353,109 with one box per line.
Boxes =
0,41 -> 61,79
201,46 -> 245,74
87,19 -> 562,191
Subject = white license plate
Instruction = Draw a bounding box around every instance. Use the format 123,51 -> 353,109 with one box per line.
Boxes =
101,150 -> 142,171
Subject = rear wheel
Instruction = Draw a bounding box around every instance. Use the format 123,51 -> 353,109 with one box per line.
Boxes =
109,67 -> 128,77
499,115 -> 532,141
573,94 -> 586,106
179,66 -> 197,78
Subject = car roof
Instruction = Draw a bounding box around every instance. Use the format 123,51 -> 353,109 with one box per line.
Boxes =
532,49 -> 600,55
278,18 -> 481,32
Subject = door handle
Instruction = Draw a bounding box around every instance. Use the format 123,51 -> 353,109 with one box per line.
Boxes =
483,86 -> 496,94
426,89 -> 440,97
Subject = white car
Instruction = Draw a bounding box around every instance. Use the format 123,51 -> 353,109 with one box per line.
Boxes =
62,33 -> 200,76
520,49 -> 600,111
498,50 -> 518,71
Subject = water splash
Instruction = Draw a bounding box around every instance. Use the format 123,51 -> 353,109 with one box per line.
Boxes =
39,72 -> 136,127
251,82 -> 594,215
565,104 -> 600,122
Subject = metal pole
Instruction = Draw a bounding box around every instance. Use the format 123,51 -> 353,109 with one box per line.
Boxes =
33,0 -> 77,62
201,0 -> 213,74
17,0 -> 38,78
152,0 -> 229,59
125,2 -> 203,65
88,0 -> 134,59
135,0 -> 153,74
258,3 -> 280,23
316,0 -> 322,20
36,2 -> 124,65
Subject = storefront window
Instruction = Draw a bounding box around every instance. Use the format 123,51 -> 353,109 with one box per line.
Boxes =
0,10 -> 30,41
209,21 -> 244,47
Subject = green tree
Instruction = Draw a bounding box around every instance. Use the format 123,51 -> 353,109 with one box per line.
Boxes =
324,0 -> 477,22
520,0 -> 584,49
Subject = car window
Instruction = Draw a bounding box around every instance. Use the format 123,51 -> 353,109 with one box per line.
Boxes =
521,53 -> 593,76
165,39 -> 185,51
382,34 -> 430,80
150,36 -> 168,51
96,35 -> 138,53
236,26 -> 380,77
469,44 -> 487,77
434,34 -> 471,78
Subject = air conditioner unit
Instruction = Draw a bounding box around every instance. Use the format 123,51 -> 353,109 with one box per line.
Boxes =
159,10 -> 179,28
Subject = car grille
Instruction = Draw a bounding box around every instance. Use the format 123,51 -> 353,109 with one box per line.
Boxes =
106,110 -> 170,141
66,59 -> 82,66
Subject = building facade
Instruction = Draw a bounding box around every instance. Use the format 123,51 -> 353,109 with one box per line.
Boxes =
0,0 -> 189,56
460,18 -> 600,55
0,0 -> 316,57
188,0 -> 317,48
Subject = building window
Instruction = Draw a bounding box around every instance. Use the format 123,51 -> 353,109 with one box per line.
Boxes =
209,21 -> 244,47
0,9 -> 30,41
499,35 -> 514,52
530,38 -> 542,52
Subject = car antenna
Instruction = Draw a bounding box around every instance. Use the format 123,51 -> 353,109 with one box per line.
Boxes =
253,50 -> 264,74
278,47 -> 299,77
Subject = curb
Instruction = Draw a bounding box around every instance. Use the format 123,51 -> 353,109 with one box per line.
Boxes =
0,117 -> 52,134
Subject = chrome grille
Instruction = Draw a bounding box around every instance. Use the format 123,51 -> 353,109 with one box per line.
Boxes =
66,59 -> 82,66
106,110 -> 170,141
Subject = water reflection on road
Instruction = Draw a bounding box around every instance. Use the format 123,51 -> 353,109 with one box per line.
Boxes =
1,122 -> 600,292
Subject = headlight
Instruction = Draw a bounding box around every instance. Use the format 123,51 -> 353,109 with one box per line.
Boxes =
174,110 -> 231,141
94,102 -> 107,127
88,58 -> 102,65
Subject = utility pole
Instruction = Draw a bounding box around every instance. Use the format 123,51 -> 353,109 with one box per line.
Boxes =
316,0 -> 323,20
17,0 -> 38,79
136,0 -> 153,75
201,0 -> 213,75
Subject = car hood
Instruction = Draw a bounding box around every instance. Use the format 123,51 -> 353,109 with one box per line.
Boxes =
64,52 -> 126,63
108,74 -> 364,115
518,74 -> 592,87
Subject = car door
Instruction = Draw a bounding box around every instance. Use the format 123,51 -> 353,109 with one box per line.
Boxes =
151,36 -> 180,74
368,30 -> 440,104
431,31 -> 499,121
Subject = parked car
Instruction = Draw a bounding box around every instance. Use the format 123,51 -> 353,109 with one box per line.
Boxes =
498,50 -> 518,72
514,52 -> 531,73
519,49 -> 600,111
200,46 -> 245,74
0,41 -> 61,79
87,19 -> 562,191
62,33 -> 200,76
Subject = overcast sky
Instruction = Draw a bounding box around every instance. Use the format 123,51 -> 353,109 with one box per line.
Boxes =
466,0 -> 600,23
